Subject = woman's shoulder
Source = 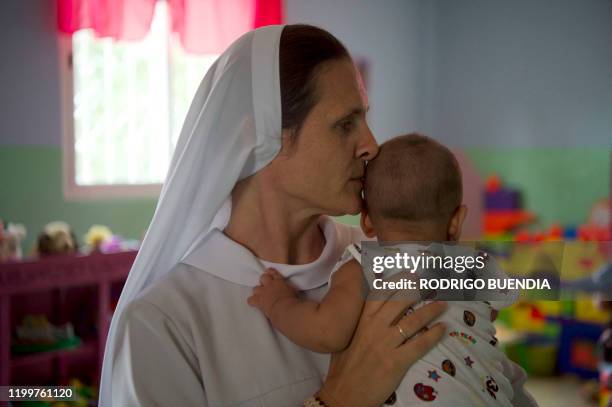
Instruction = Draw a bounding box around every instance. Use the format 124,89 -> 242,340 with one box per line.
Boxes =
120,264 -> 198,323
122,263 -> 224,328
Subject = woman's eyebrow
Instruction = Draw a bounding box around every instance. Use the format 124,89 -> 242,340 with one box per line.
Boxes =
334,106 -> 368,124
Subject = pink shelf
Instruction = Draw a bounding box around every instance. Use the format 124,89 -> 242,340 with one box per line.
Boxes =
0,251 -> 136,386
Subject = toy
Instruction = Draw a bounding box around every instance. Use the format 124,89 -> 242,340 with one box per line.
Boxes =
0,218 -> 27,261
84,224 -> 113,253
483,175 -> 535,236
563,263 -> 612,402
11,315 -> 81,354
34,378 -> 96,407
36,221 -> 79,256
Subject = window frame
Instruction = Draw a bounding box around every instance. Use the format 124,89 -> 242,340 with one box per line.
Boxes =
59,35 -> 163,201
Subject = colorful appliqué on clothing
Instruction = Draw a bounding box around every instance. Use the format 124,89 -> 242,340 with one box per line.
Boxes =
414,383 -> 437,402
463,310 -> 476,326
464,356 -> 474,367
449,331 -> 477,345
484,376 -> 499,399
428,370 -> 441,382
441,359 -> 456,376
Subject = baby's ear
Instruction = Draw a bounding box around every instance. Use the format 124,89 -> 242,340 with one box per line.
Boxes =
360,208 -> 376,238
448,205 -> 468,241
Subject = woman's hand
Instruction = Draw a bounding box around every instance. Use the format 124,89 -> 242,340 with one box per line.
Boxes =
317,294 -> 447,407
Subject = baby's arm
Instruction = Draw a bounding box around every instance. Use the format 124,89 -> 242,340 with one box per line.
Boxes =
247,260 -> 365,353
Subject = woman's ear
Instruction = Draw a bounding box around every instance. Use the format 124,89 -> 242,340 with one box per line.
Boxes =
447,205 -> 468,241
360,209 -> 376,238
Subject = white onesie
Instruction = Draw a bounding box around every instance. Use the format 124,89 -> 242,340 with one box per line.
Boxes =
334,243 -> 538,407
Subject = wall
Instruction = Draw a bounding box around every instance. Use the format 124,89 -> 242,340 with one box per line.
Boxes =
422,0 -> 612,148
285,0 -> 427,141
422,0 -> 612,228
467,149 -> 609,227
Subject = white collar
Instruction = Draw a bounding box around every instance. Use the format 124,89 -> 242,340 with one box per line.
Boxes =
181,214 -> 350,290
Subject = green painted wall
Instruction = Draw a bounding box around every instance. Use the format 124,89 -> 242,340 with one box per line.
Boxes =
0,146 -> 157,253
0,146 -> 609,254
466,148 -> 610,228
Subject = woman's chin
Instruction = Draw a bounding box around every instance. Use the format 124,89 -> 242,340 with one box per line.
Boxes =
341,195 -> 363,216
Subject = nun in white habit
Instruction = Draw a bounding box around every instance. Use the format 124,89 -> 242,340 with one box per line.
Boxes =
100,24 -> 448,407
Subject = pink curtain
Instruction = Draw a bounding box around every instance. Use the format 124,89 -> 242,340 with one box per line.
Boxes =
57,0 -> 157,41
57,0 -> 284,53
168,0 -> 283,54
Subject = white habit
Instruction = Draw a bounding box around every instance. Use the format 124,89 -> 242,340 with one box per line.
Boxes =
111,216 -> 363,406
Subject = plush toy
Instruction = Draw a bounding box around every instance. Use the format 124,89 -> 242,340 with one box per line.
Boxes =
36,221 -> 79,256
84,225 -> 113,253
0,218 -> 27,262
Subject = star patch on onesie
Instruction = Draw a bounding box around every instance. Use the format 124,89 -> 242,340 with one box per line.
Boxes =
428,370 -> 441,382
464,356 -> 474,368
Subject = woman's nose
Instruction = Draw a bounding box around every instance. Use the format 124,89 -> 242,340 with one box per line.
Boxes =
356,124 -> 379,161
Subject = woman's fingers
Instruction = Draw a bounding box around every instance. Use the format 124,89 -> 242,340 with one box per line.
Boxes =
362,271 -> 420,319
395,322 -> 446,367
387,302 -> 447,348
320,302 -> 447,407
363,293 -> 416,323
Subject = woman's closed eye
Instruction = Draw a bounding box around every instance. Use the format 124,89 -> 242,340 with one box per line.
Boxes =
337,119 -> 356,135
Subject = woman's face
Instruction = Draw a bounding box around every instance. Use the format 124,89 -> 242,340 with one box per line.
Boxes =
272,58 -> 379,216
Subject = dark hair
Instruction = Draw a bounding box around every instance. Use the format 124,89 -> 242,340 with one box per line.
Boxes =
279,25 -> 350,134
364,133 -> 463,227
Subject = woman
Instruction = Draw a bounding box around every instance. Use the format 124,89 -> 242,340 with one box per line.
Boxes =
100,24 -> 447,406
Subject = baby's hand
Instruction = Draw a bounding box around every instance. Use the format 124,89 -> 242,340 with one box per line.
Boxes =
247,268 -> 297,318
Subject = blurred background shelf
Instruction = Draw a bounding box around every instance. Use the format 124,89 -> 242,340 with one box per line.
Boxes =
0,251 -> 135,386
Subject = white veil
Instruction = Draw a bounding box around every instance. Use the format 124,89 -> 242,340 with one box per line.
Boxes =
99,25 -> 285,406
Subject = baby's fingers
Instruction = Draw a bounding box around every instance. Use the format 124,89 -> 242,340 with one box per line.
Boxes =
265,268 -> 283,279
247,294 -> 259,307
259,272 -> 273,285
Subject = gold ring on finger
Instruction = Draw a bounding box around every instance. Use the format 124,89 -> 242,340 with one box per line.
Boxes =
397,324 -> 409,340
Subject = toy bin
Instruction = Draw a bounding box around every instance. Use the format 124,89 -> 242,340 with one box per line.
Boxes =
504,335 -> 558,376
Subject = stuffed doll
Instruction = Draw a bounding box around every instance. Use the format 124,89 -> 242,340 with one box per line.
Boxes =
36,221 -> 79,256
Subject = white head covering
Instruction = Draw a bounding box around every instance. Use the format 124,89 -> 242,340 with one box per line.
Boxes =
99,25 -> 285,406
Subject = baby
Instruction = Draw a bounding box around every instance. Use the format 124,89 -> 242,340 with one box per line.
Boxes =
248,133 -> 537,406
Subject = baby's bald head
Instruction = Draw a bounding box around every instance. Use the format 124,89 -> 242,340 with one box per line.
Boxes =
364,133 -> 462,238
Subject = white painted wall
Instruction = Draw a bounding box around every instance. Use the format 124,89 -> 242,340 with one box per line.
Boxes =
423,0 -> 612,148
285,0 -> 428,142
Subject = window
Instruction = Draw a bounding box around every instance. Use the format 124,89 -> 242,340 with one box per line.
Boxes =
61,1 -> 218,199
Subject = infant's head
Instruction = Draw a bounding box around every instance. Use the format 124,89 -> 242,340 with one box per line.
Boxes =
362,133 -> 466,241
